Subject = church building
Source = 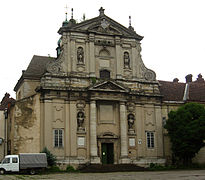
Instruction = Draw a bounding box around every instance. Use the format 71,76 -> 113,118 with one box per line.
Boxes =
8,7 -> 205,167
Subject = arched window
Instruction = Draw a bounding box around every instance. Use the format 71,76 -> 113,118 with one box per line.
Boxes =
100,69 -> 110,79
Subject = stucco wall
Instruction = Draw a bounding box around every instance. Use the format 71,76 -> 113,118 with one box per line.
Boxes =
12,94 -> 41,154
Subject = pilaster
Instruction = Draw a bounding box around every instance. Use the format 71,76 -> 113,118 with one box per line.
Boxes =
155,105 -> 164,157
70,101 -> 77,157
115,37 -> 122,79
65,101 -> 70,156
70,36 -> 76,73
131,45 -> 137,79
43,99 -> 52,150
89,34 -> 96,77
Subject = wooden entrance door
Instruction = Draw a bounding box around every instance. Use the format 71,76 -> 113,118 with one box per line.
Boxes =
101,143 -> 114,164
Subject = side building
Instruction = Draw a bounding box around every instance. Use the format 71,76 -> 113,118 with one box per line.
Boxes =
159,74 -> 205,164
0,93 -> 15,160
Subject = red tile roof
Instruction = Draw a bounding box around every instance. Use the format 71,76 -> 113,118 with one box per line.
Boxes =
159,75 -> 205,102
189,81 -> 205,102
159,80 -> 186,101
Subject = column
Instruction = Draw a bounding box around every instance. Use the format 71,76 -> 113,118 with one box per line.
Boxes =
120,102 -> 130,163
90,100 -> 100,163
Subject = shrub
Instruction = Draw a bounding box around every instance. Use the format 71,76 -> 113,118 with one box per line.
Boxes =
41,147 -> 57,167
66,165 -> 76,172
47,166 -> 61,172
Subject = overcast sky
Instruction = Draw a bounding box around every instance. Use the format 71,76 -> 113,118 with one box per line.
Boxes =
0,0 -> 205,100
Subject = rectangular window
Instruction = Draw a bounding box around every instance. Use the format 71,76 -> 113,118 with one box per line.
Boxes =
54,129 -> 63,148
146,131 -> 154,148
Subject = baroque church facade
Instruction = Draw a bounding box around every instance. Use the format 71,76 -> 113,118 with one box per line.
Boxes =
7,7 -> 205,167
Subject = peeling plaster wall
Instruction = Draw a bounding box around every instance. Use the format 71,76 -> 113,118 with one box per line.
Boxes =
13,94 -> 41,154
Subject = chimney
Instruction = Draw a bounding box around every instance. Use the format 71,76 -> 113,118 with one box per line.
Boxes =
196,73 -> 204,83
173,78 -> 179,83
185,74 -> 192,83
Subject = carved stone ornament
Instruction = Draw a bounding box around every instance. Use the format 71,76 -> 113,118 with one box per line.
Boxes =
127,102 -> 135,113
137,45 -> 156,81
76,100 -> 86,110
101,19 -> 110,29
144,69 -> 156,81
46,50 -> 64,74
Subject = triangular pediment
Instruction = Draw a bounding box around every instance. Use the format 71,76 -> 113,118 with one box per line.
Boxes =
58,10 -> 143,40
88,81 -> 129,93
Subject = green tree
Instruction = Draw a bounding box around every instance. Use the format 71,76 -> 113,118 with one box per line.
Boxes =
41,147 -> 57,166
165,102 -> 205,166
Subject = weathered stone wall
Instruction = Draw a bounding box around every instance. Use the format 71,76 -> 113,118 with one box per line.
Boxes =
12,94 -> 41,154
16,80 -> 40,100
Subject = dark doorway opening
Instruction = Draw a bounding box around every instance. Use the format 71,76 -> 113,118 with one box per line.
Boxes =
101,143 -> 114,164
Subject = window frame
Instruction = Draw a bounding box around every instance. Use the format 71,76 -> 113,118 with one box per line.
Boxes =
53,129 -> 64,148
146,131 -> 155,149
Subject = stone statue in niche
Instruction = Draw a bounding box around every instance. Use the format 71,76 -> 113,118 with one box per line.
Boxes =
77,111 -> 85,131
128,113 -> 135,134
77,47 -> 84,64
124,52 -> 130,69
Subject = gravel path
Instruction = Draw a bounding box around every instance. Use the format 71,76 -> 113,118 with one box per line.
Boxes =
1,170 -> 205,180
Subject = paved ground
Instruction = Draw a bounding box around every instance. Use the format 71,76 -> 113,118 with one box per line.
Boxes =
1,170 -> 205,180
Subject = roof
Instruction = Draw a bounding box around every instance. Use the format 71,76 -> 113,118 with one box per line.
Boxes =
159,80 -> 186,101
189,81 -> 205,102
24,55 -> 54,77
58,7 -> 143,41
159,75 -> 205,102
14,55 -> 55,91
